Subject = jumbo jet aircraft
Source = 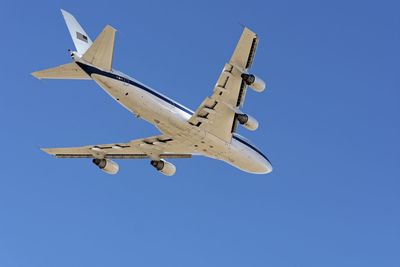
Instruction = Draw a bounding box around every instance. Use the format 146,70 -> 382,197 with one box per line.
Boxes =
32,10 -> 272,176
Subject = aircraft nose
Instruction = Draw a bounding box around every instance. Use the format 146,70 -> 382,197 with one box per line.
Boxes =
248,153 -> 273,174
263,158 -> 273,174
251,156 -> 273,174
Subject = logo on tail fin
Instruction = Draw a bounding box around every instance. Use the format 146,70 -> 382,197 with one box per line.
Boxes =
76,32 -> 88,43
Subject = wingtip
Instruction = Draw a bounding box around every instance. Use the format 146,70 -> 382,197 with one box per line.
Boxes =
238,22 -> 246,29
243,27 -> 256,35
105,24 -> 117,32
31,72 -> 41,80
41,148 -> 52,154
237,24 -> 257,37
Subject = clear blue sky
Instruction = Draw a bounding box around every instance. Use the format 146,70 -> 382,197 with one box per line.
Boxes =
0,0 -> 399,266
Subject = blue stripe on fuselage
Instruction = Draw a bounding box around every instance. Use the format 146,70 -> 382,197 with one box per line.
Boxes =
76,62 -> 194,115
232,135 -> 272,164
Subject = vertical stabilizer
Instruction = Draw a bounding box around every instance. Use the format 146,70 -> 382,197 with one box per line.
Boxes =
61,9 -> 93,55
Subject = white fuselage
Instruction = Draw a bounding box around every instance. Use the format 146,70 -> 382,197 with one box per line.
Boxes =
76,61 -> 272,174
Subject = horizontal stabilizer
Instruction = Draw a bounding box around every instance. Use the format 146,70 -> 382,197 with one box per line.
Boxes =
31,62 -> 91,80
82,25 -> 116,71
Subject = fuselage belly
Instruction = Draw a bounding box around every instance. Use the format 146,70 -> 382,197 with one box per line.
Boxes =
92,71 -> 272,174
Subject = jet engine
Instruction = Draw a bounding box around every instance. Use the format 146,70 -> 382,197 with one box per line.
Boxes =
92,158 -> 119,175
236,113 -> 259,131
150,160 -> 176,176
241,74 -> 266,92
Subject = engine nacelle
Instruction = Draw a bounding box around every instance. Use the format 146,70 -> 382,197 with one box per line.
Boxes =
236,113 -> 259,131
241,74 -> 266,92
150,160 -> 176,176
92,158 -> 119,175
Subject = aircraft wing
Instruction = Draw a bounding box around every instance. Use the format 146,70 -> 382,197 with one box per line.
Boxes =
42,135 -> 192,159
188,28 -> 259,142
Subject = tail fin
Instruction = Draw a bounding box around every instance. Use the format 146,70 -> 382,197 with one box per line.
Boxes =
61,9 -> 93,55
31,10 -> 116,80
62,9 -> 116,71
82,25 -> 116,71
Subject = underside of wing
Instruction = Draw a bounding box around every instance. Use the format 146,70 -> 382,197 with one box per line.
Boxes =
188,27 -> 260,142
42,135 -> 192,159
188,64 -> 245,141
230,27 -> 259,71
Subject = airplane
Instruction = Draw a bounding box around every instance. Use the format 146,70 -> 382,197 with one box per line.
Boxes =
32,10 -> 273,176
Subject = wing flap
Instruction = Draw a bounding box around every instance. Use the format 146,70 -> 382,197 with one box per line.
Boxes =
44,152 -> 191,159
188,63 -> 243,141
